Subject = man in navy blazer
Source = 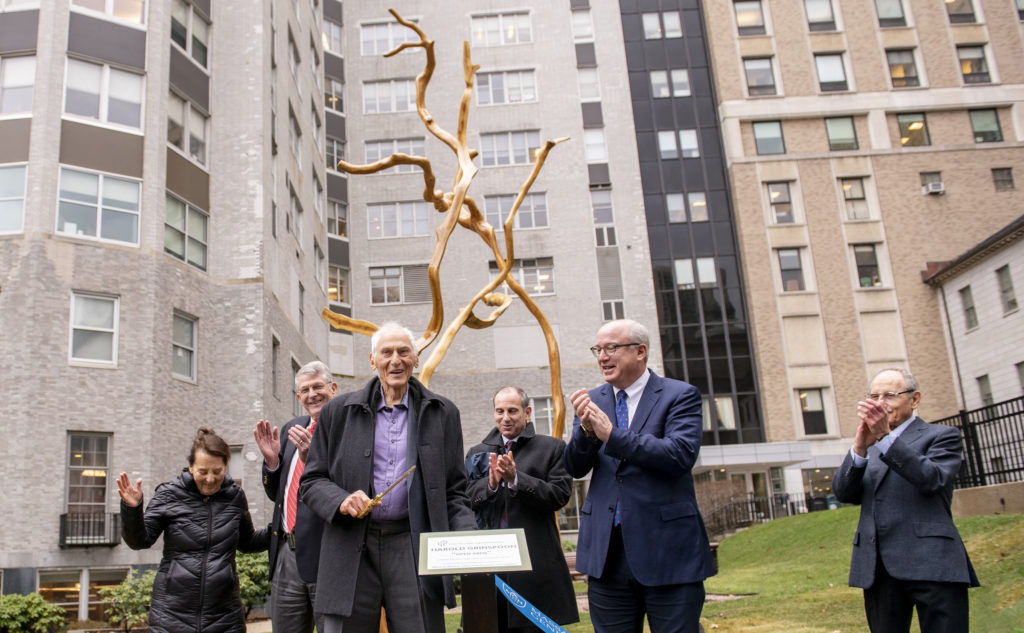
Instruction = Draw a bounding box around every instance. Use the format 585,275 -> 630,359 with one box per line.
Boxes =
565,319 -> 714,633
832,368 -> 978,633
254,360 -> 338,633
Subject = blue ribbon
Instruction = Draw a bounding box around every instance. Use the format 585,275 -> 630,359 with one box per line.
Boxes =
493,575 -> 570,633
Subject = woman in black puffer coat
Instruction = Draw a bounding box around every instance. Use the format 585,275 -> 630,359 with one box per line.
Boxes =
118,428 -> 269,633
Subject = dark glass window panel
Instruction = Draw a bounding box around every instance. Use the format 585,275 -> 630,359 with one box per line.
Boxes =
701,288 -> 723,322
705,326 -> 727,357
682,325 -> 705,358
732,357 -> 755,391
710,358 -> 733,392
686,359 -> 709,392
677,289 -> 700,323
897,113 -> 930,146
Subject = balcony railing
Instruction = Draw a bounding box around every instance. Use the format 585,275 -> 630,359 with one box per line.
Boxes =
59,513 -> 121,548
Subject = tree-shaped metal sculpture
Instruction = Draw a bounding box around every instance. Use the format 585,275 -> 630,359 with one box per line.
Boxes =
320,10 -> 569,437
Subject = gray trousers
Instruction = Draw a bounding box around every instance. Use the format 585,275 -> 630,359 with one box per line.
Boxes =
272,539 -> 324,633
322,519 -> 444,633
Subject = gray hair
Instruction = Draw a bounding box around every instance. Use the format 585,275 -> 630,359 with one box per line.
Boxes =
494,386 -> 529,409
294,360 -> 333,391
370,322 -> 417,354
871,367 -> 920,393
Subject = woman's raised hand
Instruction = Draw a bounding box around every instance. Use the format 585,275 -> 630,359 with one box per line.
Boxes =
117,472 -> 144,507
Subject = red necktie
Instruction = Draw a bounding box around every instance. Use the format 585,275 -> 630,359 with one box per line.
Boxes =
285,420 -> 316,533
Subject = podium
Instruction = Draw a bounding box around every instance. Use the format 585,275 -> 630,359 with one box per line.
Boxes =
418,529 -> 532,633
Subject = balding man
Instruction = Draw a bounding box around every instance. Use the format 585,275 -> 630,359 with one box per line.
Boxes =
565,319 -> 713,633
833,368 -> 978,633
300,323 -> 477,633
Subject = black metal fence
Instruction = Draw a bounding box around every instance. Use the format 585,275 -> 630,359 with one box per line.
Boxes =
934,395 -> 1024,488
703,493 -> 820,540
59,513 -> 121,548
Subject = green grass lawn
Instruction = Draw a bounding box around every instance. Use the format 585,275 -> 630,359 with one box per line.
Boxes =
702,507 -> 1024,633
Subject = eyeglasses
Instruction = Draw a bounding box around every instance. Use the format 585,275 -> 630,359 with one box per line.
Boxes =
864,390 -> 914,403
589,343 -> 640,358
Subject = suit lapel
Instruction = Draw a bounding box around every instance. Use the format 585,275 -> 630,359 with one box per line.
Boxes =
631,370 -> 662,434
594,383 -> 616,424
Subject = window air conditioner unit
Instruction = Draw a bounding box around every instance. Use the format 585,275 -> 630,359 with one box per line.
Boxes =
922,182 -> 945,195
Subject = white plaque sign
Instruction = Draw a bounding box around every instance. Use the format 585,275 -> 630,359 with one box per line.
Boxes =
418,529 -> 532,575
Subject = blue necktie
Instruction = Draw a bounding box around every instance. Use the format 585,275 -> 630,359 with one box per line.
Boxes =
614,390 -> 628,526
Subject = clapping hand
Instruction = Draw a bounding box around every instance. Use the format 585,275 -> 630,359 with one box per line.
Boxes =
117,472 -> 143,507
253,420 -> 281,469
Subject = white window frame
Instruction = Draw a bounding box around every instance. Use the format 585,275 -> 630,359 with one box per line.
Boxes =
325,77 -> 343,113
326,136 -> 345,171
0,162 -> 27,234
164,193 -> 208,271
167,91 -> 208,166
777,247 -> 808,292
753,120 -> 784,155
369,264 -> 430,305
69,292 -> 119,366
734,1 -> 767,36
840,177 -> 871,220
362,78 -> 416,114
170,0 -> 209,69
577,68 -> 600,102
366,201 -> 432,239
996,265 -> 1018,314
0,55 -> 35,115
765,181 -> 795,225
64,58 -> 144,130
471,11 -> 532,47
364,137 -> 424,173
814,52 -> 849,92
642,11 -> 682,39
323,19 -> 343,56
851,243 -> 885,289
314,241 -> 325,290
489,257 -> 555,296
743,57 -> 777,96
480,130 -> 541,167
959,285 -> 978,329
360,20 -> 417,56
327,199 -> 347,239
484,192 -> 548,230
476,69 -> 538,106
171,311 -> 197,381
71,0 -> 146,25
571,9 -> 594,42
56,166 -> 141,246
328,264 -> 349,305
584,128 -> 608,163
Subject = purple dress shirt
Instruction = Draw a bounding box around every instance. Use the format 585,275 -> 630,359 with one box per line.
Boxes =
372,388 -> 410,520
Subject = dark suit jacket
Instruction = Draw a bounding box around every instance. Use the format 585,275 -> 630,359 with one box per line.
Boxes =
563,369 -> 714,586
261,415 -> 324,584
466,423 -> 579,628
832,417 -> 979,588
300,377 -> 477,617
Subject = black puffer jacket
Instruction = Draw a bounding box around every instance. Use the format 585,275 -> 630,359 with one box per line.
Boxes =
121,469 -> 269,633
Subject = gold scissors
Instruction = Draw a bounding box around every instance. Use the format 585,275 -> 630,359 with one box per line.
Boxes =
356,465 -> 417,518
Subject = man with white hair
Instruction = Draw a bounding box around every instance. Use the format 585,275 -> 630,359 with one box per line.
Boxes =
254,360 -> 338,633
301,323 -> 477,633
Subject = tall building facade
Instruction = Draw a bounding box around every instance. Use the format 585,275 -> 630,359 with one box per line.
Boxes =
703,0 -> 1024,497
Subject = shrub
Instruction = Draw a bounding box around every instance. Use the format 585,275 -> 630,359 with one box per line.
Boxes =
562,540 -> 577,552
0,593 -> 68,633
98,569 -> 155,633
237,551 -> 271,618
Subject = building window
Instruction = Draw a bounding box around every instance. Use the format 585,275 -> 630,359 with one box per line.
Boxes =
477,69 -> 537,105
363,78 -> 416,114
976,374 -> 994,406
657,131 -> 677,159
480,130 -> 541,166
489,257 -> 555,296
291,359 -> 302,416
471,12 -> 532,47
958,45 -> 990,84
170,0 -> 209,68
815,53 -> 848,91
0,55 -> 35,113
920,171 -> 942,189
0,164 -> 26,234
65,433 -> 110,547
65,58 -> 143,128
326,137 -> 345,171
798,389 -> 828,435
297,282 -> 305,334
853,244 -> 882,288
164,194 -> 208,270
946,0 -> 976,23
688,192 -> 709,222
753,121 -> 784,155
767,182 -> 793,224
592,190 -> 616,246
314,241 -> 325,288
804,0 -> 836,30
650,69 -> 691,98
874,0 -> 906,26
778,248 -> 805,291
969,109 -> 1002,143
70,292 -> 118,364
584,129 -> 608,163
323,19 -> 343,55
1017,0 -> 1024,20
825,117 -> 857,150
673,257 -> 717,290
328,265 -> 349,304
734,1 -> 766,35
667,193 -> 685,223
679,130 -> 700,158
325,78 -> 344,113
485,192 -> 548,229
172,312 -> 197,380
602,300 -> 625,321
288,110 -> 302,161
310,106 -> 322,149
367,201 -> 431,238
327,199 -> 347,238
168,91 -> 208,165
959,285 -> 978,329
57,167 -> 140,245
288,187 -> 302,243
270,336 -> 280,397
577,68 -> 601,101
572,9 -> 594,41
886,49 -> 919,87
365,137 -> 424,173
72,0 -> 144,23
743,58 -> 776,96
642,11 -> 682,39
996,265 -> 1018,313
1017,361 -> 1024,393
992,168 -> 1014,191
841,178 -> 870,220
897,113 -> 930,146
370,264 -> 430,305
288,34 -> 300,80
360,20 -> 417,56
